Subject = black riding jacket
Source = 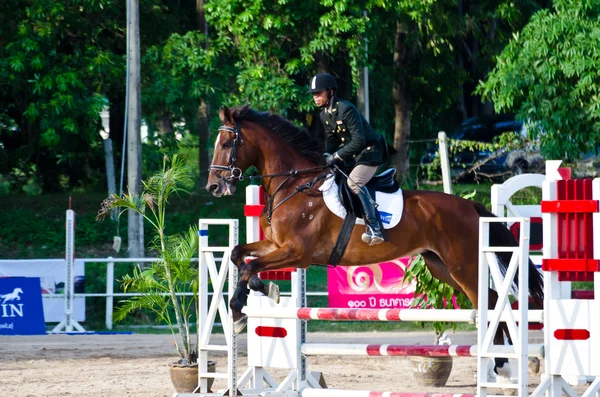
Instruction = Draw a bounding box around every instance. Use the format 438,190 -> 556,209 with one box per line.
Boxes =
320,97 -> 386,166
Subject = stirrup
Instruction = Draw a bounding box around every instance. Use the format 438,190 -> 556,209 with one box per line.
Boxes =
361,226 -> 384,246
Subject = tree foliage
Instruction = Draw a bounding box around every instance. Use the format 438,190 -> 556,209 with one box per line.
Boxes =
477,0 -> 600,160
0,0 -> 554,193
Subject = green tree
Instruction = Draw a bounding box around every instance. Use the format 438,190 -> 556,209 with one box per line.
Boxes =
0,0 -> 194,192
477,0 -> 600,160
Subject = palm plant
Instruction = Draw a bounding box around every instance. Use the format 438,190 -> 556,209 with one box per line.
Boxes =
97,154 -> 199,364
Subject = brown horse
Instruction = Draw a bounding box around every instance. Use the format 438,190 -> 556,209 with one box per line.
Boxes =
206,105 -> 543,374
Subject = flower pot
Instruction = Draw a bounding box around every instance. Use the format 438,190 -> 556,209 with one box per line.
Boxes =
169,360 -> 216,393
409,356 -> 453,387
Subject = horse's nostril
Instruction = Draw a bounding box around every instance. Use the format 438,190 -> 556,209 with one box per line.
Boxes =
207,184 -> 219,193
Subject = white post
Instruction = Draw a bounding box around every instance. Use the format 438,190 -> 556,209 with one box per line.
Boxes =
246,185 -> 262,244
477,217 -> 530,397
196,219 -> 239,397
52,208 -> 85,333
198,223 -> 210,394
438,131 -> 452,194
227,220 -> 239,396
106,257 -> 114,330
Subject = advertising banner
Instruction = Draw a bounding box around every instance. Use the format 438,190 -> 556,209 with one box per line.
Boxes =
327,257 -> 416,309
0,259 -> 85,322
0,277 -> 46,335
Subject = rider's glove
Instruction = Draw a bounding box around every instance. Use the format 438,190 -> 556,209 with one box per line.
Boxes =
325,152 -> 342,166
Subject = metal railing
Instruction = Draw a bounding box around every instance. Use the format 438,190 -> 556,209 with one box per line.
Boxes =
76,257 -> 327,330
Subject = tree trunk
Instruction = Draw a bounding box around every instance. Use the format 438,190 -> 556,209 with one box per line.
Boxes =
155,113 -> 174,138
197,99 -> 210,186
103,138 -> 118,220
197,0 -> 210,187
357,65 -> 370,123
127,0 -> 144,258
470,34 -> 480,117
456,0 -> 468,121
482,17 -> 496,116
392,21 -> 411,181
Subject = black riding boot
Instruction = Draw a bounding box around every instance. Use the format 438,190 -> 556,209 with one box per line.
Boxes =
357,189 -> 385,246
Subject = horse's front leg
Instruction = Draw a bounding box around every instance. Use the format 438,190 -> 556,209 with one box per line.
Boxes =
230,239 -> 281,303
230,242 -> 311,334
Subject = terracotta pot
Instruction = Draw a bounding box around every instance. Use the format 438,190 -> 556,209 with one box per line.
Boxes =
409,356 -> 453,387
169,360 -> 216,393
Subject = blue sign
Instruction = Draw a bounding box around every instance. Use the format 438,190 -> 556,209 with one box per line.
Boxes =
379,211 -> 392,225
0,277 -> 46,335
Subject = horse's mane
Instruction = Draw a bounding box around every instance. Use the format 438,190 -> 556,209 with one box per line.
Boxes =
231,106 -> 324,164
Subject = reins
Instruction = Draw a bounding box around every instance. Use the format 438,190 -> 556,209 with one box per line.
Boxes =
260,169 -> 330,224
210,121 -> 332,223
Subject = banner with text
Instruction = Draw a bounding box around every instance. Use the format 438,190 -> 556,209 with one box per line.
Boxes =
327,257 -> 416,309
0,259 -> 85,322
0,277 -> 46,335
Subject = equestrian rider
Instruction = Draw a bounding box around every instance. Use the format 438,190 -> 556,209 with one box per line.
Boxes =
309,72 -> 389,246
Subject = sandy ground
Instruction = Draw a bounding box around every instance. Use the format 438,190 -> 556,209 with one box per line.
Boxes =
0,330 -> 549,396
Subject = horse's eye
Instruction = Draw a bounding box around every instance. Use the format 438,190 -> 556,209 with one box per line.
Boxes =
222,141 -> 233,149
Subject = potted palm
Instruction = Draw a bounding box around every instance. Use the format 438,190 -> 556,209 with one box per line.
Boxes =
97,154 -> 215,393
402,253 -> 472,387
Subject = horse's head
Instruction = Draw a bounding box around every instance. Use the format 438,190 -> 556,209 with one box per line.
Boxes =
206,105 -> 255,197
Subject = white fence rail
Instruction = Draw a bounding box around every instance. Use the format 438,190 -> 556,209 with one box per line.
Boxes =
0,256 -> 329,331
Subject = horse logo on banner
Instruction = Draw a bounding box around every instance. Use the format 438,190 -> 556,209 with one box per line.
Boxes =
1,287 -> 24,304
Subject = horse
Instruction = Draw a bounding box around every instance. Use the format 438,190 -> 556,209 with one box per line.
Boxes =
206,104 -> 544,378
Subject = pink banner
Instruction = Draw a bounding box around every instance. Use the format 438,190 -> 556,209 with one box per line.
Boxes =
327,257 -> 416,309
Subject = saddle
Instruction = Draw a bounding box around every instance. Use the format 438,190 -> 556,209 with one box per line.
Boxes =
336,167 -> 400,219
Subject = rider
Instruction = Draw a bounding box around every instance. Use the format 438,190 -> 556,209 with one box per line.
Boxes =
309,72 -> 390,246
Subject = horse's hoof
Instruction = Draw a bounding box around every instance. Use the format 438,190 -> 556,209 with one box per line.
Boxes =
268,282 -> 280,304
233,314 -> 248,335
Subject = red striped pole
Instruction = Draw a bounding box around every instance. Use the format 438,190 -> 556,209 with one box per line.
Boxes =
243,307 -> 477,323
301,389 -> 476,397
242,306 -> 543,323
300,343 -> 545,358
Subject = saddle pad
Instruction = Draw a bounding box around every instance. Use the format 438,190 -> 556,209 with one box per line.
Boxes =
319,175 -> 404,229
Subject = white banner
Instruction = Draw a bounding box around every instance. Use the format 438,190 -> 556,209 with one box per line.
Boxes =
0,259 -> 85,322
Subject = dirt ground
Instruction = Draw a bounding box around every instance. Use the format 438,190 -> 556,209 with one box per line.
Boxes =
0,330 -> 549,397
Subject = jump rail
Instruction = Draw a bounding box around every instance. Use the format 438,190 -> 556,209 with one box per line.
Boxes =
300,343 -> 545,358
301,390 -> 476,397
242,307 -> 543,324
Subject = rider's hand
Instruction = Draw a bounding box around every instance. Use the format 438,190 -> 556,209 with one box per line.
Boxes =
325,152 -> 342,166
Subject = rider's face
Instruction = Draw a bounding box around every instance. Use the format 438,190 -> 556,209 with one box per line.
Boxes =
312,90 -> 329,107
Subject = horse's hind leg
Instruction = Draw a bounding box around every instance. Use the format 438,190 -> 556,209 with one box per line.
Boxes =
488,288 -> 512,377
421,251 -> 465,293
423,252 -> 509,377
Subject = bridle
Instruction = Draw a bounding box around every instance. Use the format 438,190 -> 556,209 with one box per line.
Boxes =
208,119 -> 331,223
208,121 -> 244,182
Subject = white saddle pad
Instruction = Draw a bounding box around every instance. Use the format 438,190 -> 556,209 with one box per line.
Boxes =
319,175 -> 404,229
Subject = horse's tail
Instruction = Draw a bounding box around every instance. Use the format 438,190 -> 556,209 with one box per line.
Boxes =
473,202 -> 544,305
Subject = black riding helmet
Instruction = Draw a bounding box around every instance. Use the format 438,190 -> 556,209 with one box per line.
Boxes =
307,73 -> 337,93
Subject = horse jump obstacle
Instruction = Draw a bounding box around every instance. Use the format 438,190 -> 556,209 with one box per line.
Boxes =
194,187 -> 533,396
195,213 -> 533,397
190,161 -> 599,397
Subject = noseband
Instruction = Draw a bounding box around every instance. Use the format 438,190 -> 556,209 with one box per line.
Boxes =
209,122 -> 244,182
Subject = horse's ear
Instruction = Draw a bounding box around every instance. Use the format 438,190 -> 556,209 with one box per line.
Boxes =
239,104 -> 251,116
219,106 -> 233,124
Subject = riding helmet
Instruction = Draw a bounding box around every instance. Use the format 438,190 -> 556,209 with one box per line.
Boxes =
307,73 -> 337,93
